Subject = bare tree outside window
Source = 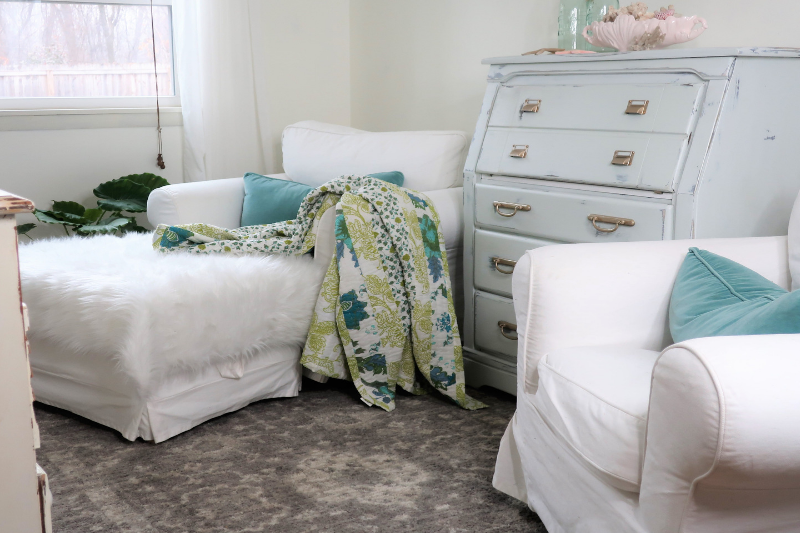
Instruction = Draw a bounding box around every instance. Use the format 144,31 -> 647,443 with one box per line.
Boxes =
0,1 -> 174,98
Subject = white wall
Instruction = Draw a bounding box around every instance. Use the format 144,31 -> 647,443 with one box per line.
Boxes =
2,0 -> 351,237
255,0 -> 351,172
350,0 -> 800,134
7,0 -> 800,237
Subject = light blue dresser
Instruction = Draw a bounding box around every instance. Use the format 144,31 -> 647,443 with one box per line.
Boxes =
462,48 -> 800,394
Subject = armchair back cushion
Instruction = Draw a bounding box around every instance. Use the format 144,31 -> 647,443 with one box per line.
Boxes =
670,247 -> 800,342
281,121 -> 468,192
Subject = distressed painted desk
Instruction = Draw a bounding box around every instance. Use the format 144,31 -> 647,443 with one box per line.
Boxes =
462,48 -> 800,394
0,190 -> 52,532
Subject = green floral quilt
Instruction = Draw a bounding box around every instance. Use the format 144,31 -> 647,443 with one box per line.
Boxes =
152,175 -> 485,411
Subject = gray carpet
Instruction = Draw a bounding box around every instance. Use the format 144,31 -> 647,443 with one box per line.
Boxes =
34,379 -> 545,533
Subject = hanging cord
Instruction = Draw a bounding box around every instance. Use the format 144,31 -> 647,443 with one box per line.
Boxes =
150,0 -> 165,169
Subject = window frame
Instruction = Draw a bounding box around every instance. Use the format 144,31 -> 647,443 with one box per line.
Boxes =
0,0 -> 180,112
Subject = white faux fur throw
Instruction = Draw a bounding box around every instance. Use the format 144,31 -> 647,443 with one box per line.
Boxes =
19,233 -> 326,391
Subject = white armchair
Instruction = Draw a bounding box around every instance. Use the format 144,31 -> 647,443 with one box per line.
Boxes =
21,121 -> 469,444
494,232 -> 800,532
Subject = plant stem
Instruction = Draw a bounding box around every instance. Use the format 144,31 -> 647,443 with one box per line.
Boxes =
95,210 -> 106,224
62,224 -> 70,236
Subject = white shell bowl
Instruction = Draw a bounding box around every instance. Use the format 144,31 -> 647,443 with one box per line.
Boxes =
583,14 -> 708,52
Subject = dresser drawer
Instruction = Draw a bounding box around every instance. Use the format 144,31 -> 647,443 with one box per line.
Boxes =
475,292 -> 518,360
474,230 -> 554,297
489,82 -> 703,134
475,183 -> 673,243
477,128 -> 687,191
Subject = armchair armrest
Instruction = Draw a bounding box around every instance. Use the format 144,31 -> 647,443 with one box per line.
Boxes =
641,334 -> 800,533
513,236 -> 789,393
147,174 -> 291,229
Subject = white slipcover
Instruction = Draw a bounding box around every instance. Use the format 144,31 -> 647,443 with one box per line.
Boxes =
281,121 -> 468,191
23,121 -> 468,442
495,235 -> 800,533
535,346 -> 658,492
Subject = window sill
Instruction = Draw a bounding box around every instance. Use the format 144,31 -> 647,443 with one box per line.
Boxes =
0,107 -> 182,131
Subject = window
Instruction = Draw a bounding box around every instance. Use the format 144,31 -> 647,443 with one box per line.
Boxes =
0,0 -> 176,109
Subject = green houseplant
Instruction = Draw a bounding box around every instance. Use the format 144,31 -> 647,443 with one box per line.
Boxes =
30,173 -> 169,237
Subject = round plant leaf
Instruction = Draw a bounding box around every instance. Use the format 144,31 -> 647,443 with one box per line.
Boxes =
119,173 -> 169,192
34,209 -> 83,226
49,201 -> 92,224
75,217 -> 133,235
93,179 -> 150,209
16,223 -> 36,236
82,208 -> 104,223
51,201 -> 86,216
96,198 -> 147,213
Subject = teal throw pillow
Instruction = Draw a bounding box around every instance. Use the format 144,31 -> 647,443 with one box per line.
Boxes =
365,171 -> 404,187
240,171 -> 405,227
669,247 -> 800,343
241,173 -> 314,227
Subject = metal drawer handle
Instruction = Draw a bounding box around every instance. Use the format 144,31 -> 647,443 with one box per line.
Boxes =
493,201 -> 531,217
498,321 -> 518,341
588,214 -> 636,233
625,100 -> 649,115
611,150 -> 635,166
509,144 -> 529,158
519,98 -> 541,117
492,257 -> 517,275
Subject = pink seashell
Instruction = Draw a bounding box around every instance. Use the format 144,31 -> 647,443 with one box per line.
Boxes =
582,14 -> 708,52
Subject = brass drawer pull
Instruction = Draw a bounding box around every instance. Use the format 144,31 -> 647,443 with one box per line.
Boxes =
611,150 -> 635,166
498,321 -> 518,341
588,214 -> 636,233
492,257 -> 517,275
493,201 -> 531,218
625,100 -> 649,115
509,144 -> 529,158
519,98 -> 541,116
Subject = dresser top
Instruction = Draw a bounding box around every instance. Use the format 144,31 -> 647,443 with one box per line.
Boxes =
483,47 -> 800,65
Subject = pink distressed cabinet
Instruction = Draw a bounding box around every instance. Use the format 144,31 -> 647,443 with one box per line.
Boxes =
0,190 -> 52,532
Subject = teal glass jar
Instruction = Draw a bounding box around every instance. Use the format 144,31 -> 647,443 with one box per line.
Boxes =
585,0 -> 620,52
558,0 -> 588,50
559,0 -> 619,51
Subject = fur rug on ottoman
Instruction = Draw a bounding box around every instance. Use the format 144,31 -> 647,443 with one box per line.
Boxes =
19,233 -> 326,442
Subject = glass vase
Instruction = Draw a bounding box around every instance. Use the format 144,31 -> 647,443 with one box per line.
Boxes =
584,0 -> 620,52
558,0 -> 588,51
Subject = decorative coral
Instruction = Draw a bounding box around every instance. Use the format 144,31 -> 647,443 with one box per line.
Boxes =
629,26 -> 666,50
603,3 -> 683,23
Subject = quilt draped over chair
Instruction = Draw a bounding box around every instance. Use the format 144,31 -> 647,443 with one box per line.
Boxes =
153,175 -> 485,411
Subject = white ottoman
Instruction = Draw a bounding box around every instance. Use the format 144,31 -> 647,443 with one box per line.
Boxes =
19,233 -> 326,442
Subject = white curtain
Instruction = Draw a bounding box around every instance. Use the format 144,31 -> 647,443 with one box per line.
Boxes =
172,0 -> 273,182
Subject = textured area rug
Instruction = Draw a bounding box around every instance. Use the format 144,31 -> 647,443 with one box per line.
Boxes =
35,380 -> 545,533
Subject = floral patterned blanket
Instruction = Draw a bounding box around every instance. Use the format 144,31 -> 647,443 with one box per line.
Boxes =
152,175 -> 485,411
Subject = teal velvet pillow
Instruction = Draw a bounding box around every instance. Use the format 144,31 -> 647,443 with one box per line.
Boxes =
669,247 -> 800,343
241,173 -> 314,227
240,171 -> 405,227
365,171 -> 404,187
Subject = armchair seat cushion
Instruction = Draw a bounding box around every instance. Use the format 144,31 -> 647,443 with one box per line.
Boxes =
533,346 -> 660,492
